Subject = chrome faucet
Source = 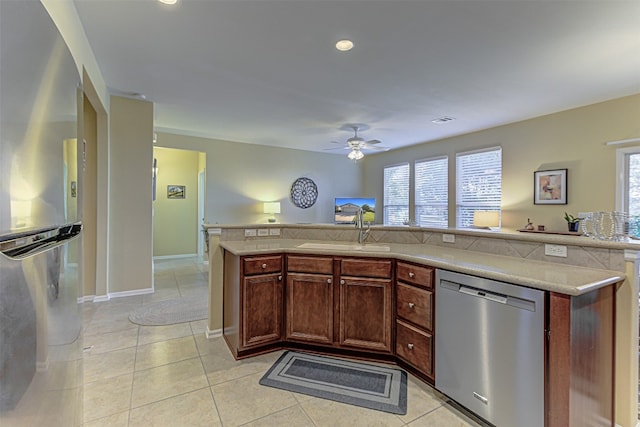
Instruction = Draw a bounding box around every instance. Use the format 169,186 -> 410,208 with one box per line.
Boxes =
355,207 -> 371,245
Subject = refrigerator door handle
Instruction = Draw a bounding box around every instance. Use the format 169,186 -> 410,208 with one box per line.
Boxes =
0,222 -> 82,260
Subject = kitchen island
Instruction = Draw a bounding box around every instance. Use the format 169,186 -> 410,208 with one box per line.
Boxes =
205,224 -> 639,427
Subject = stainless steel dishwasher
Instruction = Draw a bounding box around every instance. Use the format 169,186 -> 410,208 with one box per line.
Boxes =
435,269 -> 544,427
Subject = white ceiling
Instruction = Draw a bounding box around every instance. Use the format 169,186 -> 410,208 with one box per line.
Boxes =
73,0 -> 640,154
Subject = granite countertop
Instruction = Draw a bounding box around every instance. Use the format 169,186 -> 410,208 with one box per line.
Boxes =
219,239 -> 625,296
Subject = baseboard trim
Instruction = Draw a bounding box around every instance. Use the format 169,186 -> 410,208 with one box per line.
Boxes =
108,288 -> 154,299
153,254 -> 198,260
206,327 -> 222,339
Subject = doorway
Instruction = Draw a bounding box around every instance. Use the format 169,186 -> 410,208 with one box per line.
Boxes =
152,147 -> 206,258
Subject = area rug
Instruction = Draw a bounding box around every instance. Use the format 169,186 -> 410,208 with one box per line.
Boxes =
259,351 -> 407,414
128,297 -> 207,326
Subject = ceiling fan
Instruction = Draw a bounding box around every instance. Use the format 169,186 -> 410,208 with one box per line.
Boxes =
326,125 -> 389,160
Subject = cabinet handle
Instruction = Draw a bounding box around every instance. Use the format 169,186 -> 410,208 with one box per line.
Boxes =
278,275 -> 282,281
340,279 -> 345,285
408,302 -> 415,309
327,278 -> 332,284
261,263 -> 267,269
408,272 -> 415,278
407,343 -> 414,350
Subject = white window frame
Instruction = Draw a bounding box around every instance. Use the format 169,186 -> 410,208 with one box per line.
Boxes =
414,156 -> 448,228
383,162 -> 410,226
455,146 -> 502,228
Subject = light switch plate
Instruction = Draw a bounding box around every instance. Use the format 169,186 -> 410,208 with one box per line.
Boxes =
244,229 -> 257,237
257,229 -> 269,237
442,234 -> 455,243
545,244 -> 567,257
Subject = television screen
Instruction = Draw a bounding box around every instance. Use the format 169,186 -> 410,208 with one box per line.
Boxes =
334,198 -> 376,224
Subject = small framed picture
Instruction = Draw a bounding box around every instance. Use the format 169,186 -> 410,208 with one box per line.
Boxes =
534,169 -> 567,205
167,185 -> 186,199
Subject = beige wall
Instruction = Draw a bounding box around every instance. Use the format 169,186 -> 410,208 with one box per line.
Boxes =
153,147 -> 200,257
109,96 -> 154,294
362,94 -> 640,231
155,132 -> 364,225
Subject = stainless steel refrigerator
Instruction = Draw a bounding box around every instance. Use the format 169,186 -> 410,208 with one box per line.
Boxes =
1,1 -> 84,425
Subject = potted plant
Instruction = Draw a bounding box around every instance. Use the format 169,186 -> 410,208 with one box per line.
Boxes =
564,212 -> 584,232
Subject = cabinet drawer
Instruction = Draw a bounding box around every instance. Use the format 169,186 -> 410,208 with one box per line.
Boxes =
340,258 -> 392,279
396,283 -> 432,331
287,255 -> 333,274
396,320 -> 433,378
396,262 -> 433,289
243,255 -> 282,275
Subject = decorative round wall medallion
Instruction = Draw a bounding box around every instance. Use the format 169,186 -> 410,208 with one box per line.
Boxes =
290,177 -> 318,209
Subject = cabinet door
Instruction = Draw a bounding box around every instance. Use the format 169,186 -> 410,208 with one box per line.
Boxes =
339,277 -> 392,352
286,273 -> 334,344
242,273 -> 283,349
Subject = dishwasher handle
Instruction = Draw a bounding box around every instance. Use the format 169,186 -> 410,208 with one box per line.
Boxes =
459,285 -> 507,304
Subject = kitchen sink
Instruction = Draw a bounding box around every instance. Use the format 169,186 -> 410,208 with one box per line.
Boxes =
296,242 -> 391,252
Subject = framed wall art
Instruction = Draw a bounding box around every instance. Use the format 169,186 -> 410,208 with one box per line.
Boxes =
533,169 -> 567,205
167,185 -> 186,199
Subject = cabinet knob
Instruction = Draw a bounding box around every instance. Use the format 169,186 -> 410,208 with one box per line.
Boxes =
340,279 -> 345,285
408,272 -> 415,278
261,263 -> 267,269
278,275 -> 282,281
327,278 -> 332,284
408,302 -> 415,309
407,343 -> 414,350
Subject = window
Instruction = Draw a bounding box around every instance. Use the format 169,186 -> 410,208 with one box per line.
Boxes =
415,156 -> 448,227
383,163 -> 409,225
626,152 -> 640,216
456,147 -> 502,228
617,147 -> 640,216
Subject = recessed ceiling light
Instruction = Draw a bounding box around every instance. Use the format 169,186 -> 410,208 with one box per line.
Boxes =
157,0 -> 178,4
335,39 -> 354,52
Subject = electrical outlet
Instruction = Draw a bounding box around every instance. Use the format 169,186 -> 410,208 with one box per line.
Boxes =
269,228 -> 281,236
244,229 -> 257,237
442,234 -> 455,243
257,229 -> 269,237
545,244 -> 567,257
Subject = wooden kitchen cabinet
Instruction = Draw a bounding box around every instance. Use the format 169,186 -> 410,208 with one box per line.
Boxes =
223,252 -> 283,358
338,258 -> 393,352
395,261 -> 435,382
286,255 -> 334,345
284,255 -> 393,354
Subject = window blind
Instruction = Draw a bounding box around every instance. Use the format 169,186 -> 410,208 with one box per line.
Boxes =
384,163 -> 410,225
415,156 -> 448,227
456,147 -> 502,228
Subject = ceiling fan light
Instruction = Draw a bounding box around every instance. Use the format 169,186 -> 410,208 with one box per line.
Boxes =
348,149 -> 364,160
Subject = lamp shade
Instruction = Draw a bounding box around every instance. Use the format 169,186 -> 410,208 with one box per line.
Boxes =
473,211 -> 500,228
263,202 -> 281,214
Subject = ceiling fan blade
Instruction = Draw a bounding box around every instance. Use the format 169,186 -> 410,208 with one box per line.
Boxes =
365,139 -> 382,145
362,144 -> 390,151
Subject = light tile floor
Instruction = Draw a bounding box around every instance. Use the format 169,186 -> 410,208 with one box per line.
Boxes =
81,257 -> 489,427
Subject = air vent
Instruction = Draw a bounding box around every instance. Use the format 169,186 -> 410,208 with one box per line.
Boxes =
431,116 -> 456,124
